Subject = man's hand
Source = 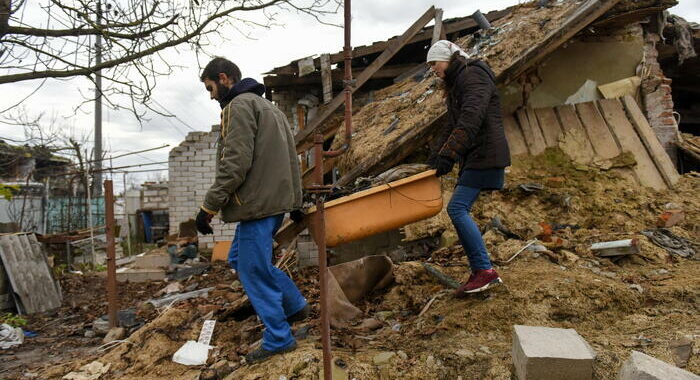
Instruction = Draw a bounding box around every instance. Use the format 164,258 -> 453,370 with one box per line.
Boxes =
432,156 -> 455,177
290,209 -> 305,223
196,208 -> 215,235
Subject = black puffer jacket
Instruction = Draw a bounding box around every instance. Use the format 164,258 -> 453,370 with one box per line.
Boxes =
436,56 -> 511,169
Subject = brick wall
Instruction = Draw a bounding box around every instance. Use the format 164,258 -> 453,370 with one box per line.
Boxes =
141,182 -> 168,210
168,126 -> 236,249
641,30 -> 680,163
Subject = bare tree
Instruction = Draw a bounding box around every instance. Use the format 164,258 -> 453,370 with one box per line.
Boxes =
0,0 -> 340,119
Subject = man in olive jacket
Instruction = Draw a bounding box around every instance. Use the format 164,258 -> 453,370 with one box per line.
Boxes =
196,57 -> 307,363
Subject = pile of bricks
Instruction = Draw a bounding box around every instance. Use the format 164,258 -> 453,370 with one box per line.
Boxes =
168,125 -> 236,249
641,29 -> 680,161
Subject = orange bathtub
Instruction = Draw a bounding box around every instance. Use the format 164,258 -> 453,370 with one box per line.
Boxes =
311,170 -> 443,247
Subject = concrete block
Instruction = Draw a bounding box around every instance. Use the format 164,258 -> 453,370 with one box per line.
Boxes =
618,351 -> 700,380
133,254 -> 170,269
513,325 -> 596,380
117,268 -> 165,283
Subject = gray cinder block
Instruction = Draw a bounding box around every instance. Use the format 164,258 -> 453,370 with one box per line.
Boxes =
618,351 -> 700,380
513,325 -> 596,380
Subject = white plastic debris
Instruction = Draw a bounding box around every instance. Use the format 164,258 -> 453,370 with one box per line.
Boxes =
0,323 -> 24,349
172,320 -> 216,366
172,341 -> 214,366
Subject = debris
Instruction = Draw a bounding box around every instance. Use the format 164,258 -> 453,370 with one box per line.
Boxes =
327,255 -> 394,327
488,216 -> 522,239
501,239 -> 538,264
172,320 -> 216,366
455,349 -> 474,359
628,284 -> 643,293
0,323 -> 24,349
168,263 -> 210,281
657,209 -> 685,228
669,337 -> 694,368
146,287 -> 214,308
133,254 -> 171,269
373,351 -> 396,366
641,229 -> 696,258
172,340 -> 214,366
62,361 -> 110,380
155,282 -> 184,297
418,292 -> 442,317
0,233 -> 63,314
618,351 -> 700,380
421,263 -> 460,289
116,268 -> 166,283
512,325 -> 596,380
102,327 -> 125,344
357,318 -> 383,331
590,239 -> 639,257
565,79 -> 600,104
597,76 -> 641,99
518,183 -> 544,193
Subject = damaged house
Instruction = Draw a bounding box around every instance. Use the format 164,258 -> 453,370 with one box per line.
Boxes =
255,0 -> 699,262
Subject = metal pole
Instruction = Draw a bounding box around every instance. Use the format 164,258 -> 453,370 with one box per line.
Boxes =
313,134 -> 332,380
104,180 -> 118,328
123,173 -> 132,256
93,0 -> 103,197
85,169 -> 96,264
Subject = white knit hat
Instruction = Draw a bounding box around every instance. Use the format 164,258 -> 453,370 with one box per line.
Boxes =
426,40 -> 470,62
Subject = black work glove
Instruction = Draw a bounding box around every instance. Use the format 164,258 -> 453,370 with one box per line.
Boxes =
196,208 -> 214,235
290,209 -> 305,223
432,156 -> 454,177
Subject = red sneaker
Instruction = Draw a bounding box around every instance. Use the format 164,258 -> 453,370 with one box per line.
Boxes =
455,269 -> 502,297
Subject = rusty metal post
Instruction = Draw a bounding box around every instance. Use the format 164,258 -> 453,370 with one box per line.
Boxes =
104,180 -> 118,328
313,134 -> 332,380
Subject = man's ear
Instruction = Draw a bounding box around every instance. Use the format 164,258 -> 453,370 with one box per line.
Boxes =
218,72 -> 228,84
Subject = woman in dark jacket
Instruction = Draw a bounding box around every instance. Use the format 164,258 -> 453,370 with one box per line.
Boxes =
426,40 -> 511,296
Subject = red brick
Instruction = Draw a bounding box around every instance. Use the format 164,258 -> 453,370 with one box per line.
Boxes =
656,210 -> 684,228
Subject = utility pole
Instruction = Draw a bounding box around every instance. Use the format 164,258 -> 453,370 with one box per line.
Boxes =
93,0 -> 103,197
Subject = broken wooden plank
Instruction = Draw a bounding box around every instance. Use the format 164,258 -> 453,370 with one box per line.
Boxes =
320,53 -> 332,104
575,101 -> 620,160
516,109 -> 546,155
500,0 -> 623,85
295,7 -> 438,153
274,219 -> 308,249
597,98 -> 667,190
503,115 -> 528,156
622,95 -> 680,187
432,8 -> 444,45
555,104 -> 586,134
534,107 -> 564,147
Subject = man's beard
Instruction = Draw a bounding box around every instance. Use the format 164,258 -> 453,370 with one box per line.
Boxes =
215,82 -> 229,101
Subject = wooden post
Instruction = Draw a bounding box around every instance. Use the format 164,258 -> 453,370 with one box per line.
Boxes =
432,8 -> 443,45
104,180 -> 118,328
320,53 -> 332,104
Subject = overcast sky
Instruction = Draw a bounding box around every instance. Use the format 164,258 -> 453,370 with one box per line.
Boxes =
1,0 -> 698,194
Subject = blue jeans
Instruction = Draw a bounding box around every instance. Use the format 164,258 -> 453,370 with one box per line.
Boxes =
447,185 -> 493,271
228,214 -> 307,351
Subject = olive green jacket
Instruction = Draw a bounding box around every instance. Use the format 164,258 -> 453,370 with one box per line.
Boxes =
203,93 -> 302,222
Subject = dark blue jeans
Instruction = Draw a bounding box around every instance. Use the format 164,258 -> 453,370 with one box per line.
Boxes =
228,214 -> 307,351
447,185 -> 493,271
